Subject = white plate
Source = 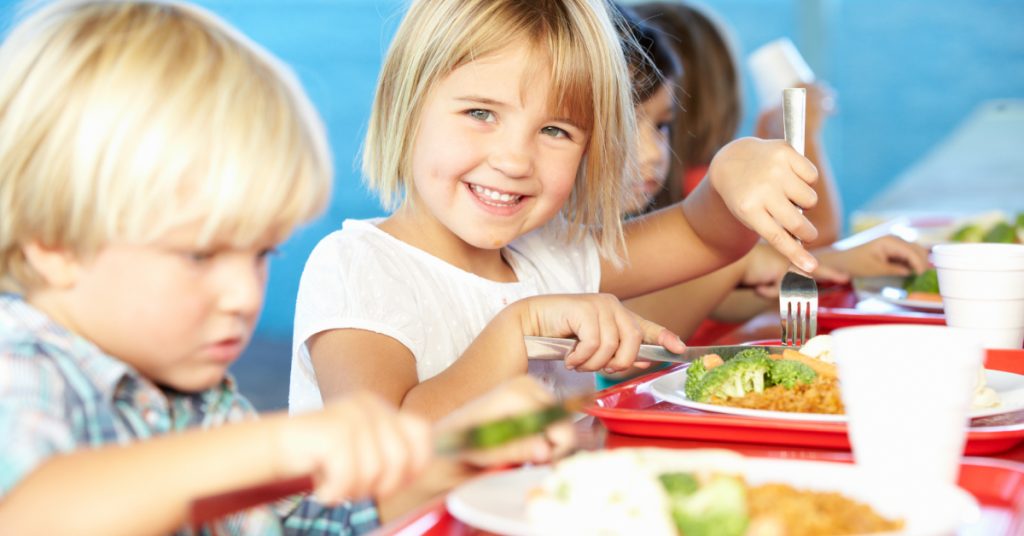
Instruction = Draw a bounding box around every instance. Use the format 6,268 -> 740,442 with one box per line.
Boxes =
446,456 -> 980,536
853,275 -> 944,312
649,367 -> 1024,422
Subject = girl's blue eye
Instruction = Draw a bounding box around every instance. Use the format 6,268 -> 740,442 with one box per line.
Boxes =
258,247 -> 279,261
658,122 -> 672,135
541,125 -> 570,139
468,109 -> 494,122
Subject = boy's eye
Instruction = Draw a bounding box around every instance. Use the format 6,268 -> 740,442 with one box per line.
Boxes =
467,109 -> 495,122
541,125 -> 571,139
186,250 -> 215,263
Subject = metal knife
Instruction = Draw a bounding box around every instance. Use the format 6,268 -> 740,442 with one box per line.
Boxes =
525,335 -> 786,364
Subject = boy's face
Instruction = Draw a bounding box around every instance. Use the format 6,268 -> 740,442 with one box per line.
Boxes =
35,221 -> 274,392
404,40 -> 590,252
626,83 -> 674,214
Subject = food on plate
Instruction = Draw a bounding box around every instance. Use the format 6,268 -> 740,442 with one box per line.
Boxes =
683,340 -> 844,415
948,211 -> 1024,244
903,268 -> 940,295
683,335 -> 999,413
526,448 -> 904,536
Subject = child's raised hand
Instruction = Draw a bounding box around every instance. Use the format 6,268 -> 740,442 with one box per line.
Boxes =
516,293 -> 686,373
741,244 -> 849,299
817,235 -> 931,277
274,392 -> 431,504
436,375 -> 575,468
708,137 -> 820,272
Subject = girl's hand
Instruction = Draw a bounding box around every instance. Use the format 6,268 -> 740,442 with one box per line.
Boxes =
516,293 -> 686,373
436,375 -> 576,468
741,244 -> 849,299
817,235 -> 931,277
708,137 -> 820,272
275,392 -> 432,504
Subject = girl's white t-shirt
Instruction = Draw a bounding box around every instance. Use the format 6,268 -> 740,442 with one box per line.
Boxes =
289,218 -> 602,414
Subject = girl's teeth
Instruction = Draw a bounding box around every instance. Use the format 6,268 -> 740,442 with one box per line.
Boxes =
471,184 -> 521,205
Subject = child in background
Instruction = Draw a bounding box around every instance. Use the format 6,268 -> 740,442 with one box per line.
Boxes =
620,2 -> 928,341
0,2 -> 570,534
291,0 -> 824,421
635,0 -> 842,248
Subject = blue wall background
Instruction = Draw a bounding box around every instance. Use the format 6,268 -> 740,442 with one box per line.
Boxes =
2,1 -> 1022,345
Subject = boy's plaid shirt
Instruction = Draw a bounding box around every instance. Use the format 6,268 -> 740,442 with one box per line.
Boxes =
0,294 -> 379,535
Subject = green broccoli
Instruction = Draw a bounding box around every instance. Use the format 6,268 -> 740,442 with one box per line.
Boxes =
725,347 -> 772,363
950,223 -> 985,242
904,268 -> 939,294
983,221 -> 1017,243
659,472 -> 699,497
687,352 -> 771,402
661,473 -> 749,536
685,359 -> 708,401
767,359 -> 817,388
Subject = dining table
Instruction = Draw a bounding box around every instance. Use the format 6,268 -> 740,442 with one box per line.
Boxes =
372,259 -> 1024,535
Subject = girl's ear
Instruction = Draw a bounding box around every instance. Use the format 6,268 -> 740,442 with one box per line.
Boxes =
22,242 -> 81,289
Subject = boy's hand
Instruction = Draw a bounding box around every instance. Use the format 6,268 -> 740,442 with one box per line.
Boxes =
708,137 -> 820,272
517,293 -> 686,373
436,376 -> 576,467
817,235 -> 930,277
275,392 -> 431,505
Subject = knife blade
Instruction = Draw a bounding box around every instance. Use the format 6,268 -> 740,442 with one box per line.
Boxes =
524,335 -> 786,365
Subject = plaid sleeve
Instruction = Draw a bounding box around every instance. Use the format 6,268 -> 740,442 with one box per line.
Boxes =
0,349 -> 76,495
276,495 -> 379,536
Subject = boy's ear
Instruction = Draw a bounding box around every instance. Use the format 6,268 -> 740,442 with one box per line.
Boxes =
22,242 -> 81,289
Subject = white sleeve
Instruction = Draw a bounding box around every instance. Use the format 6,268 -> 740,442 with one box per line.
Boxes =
289,233 -> 425,413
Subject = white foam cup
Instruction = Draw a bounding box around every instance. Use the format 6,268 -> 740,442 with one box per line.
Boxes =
747,37 -> 815,111
932,243 -> 1024,348
833,325 -> 982,487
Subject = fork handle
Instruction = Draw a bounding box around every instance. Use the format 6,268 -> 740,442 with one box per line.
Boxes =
783,88 -> 806,156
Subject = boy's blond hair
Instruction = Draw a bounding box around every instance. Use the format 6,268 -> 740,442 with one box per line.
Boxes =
362,0 -> 636,259
0,0 -> 332,294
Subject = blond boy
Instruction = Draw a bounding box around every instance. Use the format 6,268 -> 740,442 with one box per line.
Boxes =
0,2 -> 571,534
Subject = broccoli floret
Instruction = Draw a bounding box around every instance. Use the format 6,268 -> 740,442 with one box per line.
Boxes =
951,223 -> 985,242
767,359 -> 817,388
685,359 -> 708,401
904,268 -> 939,294
664,474 -> 749,536
983,221 -> 1017,243
725,347 -> 771,363
690,354 -> 771,402
659,472 -> 699,497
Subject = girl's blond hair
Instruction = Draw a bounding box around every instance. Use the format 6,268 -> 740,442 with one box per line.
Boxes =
0,0 -> 332,294
362,0 -> 636,259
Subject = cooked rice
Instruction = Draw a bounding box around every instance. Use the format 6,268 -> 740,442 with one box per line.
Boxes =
748,482 -> 904,535
709,377 -> 845,414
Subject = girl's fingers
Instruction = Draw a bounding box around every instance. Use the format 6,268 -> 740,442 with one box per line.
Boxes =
600,311 -> 643,373
782,177 -> 819,210
748,210 -> 817,272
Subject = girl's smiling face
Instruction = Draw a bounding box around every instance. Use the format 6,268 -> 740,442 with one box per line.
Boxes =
401,40 -> 590,255
627,82 -> 674,214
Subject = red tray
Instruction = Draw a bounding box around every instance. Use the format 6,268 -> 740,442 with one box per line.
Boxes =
378,456 -> 1024,535
816,283 -> 945,332
585,349 -> 1024,455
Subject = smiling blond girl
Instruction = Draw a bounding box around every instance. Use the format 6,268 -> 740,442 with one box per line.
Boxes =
291,0 -> 822,420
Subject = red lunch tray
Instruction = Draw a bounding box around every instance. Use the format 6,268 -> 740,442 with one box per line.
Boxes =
816,283 -> 945,332
378,456 -> 1024,535
585,349 -> 1024,455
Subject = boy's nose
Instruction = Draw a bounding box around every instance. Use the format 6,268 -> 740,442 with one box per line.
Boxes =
217,263 -> 265,318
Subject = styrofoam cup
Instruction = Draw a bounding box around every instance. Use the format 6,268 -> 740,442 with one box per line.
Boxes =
932,243 -> 1024,348
747,37 -> 814,111
833,325 -> 982,486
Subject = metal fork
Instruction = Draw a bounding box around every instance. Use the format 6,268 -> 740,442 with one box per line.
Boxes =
778,88 -> 818,347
